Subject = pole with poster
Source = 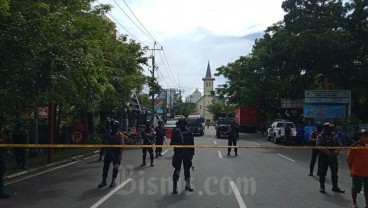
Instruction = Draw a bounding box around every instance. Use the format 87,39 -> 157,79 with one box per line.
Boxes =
71,131 -> 83,160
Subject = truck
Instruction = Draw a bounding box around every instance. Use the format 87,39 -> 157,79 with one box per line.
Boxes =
234,107 -> 258,133
267,120 -> 297,144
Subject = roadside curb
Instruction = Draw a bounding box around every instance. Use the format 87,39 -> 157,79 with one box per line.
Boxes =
5,150 -> 99,180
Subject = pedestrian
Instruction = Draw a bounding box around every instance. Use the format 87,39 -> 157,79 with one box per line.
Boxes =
0,120 -> 11,199
140,121 -> 155,167
296,124 -> 305,146
155,121 -> 165,158
347,128 -> 368,208
12,123 -> 29,169
206,120 -> 210,129
285,124 -> 292,146
317,122 -> 345,193
308,122 -> 322,176
171,118 -> 195,194
227,120 -> 239,156
98,120 -> 124,188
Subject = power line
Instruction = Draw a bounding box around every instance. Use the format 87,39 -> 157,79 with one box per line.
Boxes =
157,51 -> 178,88
121,0 -> 162,47
112,0 -> 156,44
106,13 -> 148,47
95,0 -> 148,47
162,49 -> 180,88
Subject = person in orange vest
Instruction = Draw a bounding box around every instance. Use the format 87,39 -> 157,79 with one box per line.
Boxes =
347,128 -> 368,208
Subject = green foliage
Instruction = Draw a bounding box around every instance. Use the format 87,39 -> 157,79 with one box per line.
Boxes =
216,0 -> 368,122
0,0 -> 9,16
0,0 -> 146,122
206,101 -> 235,120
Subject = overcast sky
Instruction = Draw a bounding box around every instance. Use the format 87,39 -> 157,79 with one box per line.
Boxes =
97,0 -> 286,97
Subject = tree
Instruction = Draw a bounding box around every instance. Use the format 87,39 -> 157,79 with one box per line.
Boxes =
206,101 -> 235,120
0,1 -> 147,127
216,0 -> 368,122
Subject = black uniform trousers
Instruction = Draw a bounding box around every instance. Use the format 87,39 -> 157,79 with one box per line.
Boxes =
102,150 -> 121,179
142,148 -> 154,160
319,155 -> 338,187
228,137 -> 237,154
309,149 -> 320,173
172,153 -> 193,182
155,139 -> 164,154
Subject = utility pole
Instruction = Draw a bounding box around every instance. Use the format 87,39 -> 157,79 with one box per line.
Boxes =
148,42 -> 163,126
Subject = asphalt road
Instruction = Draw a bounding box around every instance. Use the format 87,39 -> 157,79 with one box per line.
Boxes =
0,126 -> 363,208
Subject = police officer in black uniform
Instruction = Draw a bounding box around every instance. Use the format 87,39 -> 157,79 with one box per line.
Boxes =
227,120 -> 239,156
171,119 -> 195,194
13,123 -> 29,169
317,122 -> 345,193
0,120 -> 11,199
98,120 -> 124,188
141,121 -> 155,167
308,122 -> 322,176
155,121 -> 165,157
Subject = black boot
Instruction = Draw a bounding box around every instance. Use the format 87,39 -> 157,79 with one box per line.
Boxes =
98,178 -> 107,188
185,179 -> 194,192
319,184 -> 325,193
150,158 -> 154,167
110,178 -> 116,188
308,169 -> 313,176
156,152 -> 159,158
141,158 -> 146,167
173,181 -> 178,195
332,186 -> 345,193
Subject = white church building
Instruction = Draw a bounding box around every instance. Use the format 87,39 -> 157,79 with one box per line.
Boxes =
196,62 -> 217,123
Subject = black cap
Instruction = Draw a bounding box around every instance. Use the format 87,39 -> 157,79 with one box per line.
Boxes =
357,128 -> 368,136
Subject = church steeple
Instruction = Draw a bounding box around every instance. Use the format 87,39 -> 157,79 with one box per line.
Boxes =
205,61 -> 212,78
202,61 -> 215,96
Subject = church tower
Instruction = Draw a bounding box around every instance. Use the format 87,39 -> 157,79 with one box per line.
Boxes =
202,61 -> 215,96
196,61 -> 215,123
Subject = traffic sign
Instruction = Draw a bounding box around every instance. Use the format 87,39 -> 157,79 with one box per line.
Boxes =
71,131 -> 83,143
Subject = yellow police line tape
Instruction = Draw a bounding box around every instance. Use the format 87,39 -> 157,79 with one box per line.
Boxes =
0,144 -> 367,149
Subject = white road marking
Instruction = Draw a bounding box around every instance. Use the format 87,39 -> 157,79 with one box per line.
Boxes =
161,150 -> 169,155
6,161 -> 79,185
229,181 -> 247,208
218,151 -> 223,159
276,153 -> 296,162
252,142 -> 260,146
214,141 -> 217,145
90,178 -> 133,208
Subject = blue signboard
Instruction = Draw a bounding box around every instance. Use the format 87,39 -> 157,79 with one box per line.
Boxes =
156,108 -> 164,114
304,105 -> 347,119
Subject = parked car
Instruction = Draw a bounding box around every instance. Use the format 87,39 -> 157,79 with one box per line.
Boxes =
267,121 -> 297,144
187,118 -> 204,136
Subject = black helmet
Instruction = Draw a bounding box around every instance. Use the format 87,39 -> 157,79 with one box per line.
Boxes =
176,118 -> 187,128
323,122 -> 334,132
357,128 -> 368,137
110,120 -> 120,133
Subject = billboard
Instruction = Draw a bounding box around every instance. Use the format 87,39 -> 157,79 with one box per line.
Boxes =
305,90 -> 350,104
304,105 -> 347,119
